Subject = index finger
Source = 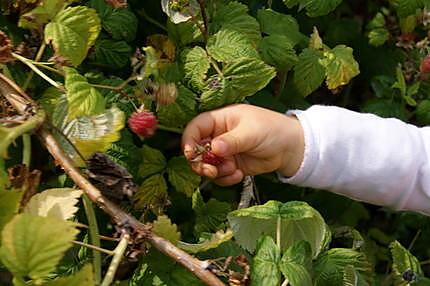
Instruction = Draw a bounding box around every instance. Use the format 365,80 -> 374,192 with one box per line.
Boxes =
182,112 -> 216,160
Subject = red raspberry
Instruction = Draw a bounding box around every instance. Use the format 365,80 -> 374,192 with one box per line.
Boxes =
202,151 -> 224,166
128,110 -> 157,138
420,56 -> 430,74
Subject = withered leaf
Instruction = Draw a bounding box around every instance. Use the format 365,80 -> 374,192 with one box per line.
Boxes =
86,152 -> 137,202
0,30 -> 14,64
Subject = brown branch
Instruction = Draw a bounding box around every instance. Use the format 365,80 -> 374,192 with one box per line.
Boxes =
0,73 -> 225,286
197,0 -> 208,36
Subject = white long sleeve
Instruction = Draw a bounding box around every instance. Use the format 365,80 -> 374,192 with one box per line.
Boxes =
278,105 -> 430,216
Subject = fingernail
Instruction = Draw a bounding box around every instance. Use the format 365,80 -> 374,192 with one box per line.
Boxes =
183,144 -> 193,159
212,139 -> 227,156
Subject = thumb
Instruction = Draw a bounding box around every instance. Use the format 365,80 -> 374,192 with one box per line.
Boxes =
211,127 -> 251,157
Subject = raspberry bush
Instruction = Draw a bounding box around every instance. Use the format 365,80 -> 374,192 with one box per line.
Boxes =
1,0 -> 430,285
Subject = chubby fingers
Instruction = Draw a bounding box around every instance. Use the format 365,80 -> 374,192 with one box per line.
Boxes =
182,112 -> 217,160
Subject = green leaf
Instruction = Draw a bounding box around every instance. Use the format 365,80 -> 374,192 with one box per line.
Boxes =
45,6 -> 101,67
152,215 -> 181,244
44,264 -> 94,286
314,248 -> 372,286
343,265 -> 370,286
416,99 -> 430,125
0,158 -> 9,191
90,38 -> 132,69
63,106 -> 125,160
181,47 -> 210,92
200,57 -> 276,110
390,240 -> 422,284
18,0 -> 65,30
192,190 -> 231,234
227,200 -> 327,256
24,188 -> 83,221
177,229 -> 233,254
280,241 -> 313,286
284,0 -> 343,17
319,45 -> 360,90
167,156 -> 201,197
167,20 -> 203,46
90,0 -> 137,42
0,214 -> 79,280
64,67 -> 106,121
138,145 -> 167,179
207,29 -> 259,63
293,48 -> 325,97
211,1 -> 261,44
130,248 -> 205,286
258,35 -> 298,70
0,188 -> 22,234
257,9 -> 304,46
161,0 -> 199,24
157,85 -> 198,128
133,174 -> 168,211
392,0 -> 423,17
251,236 -> 281,286
367,13 -> 389,47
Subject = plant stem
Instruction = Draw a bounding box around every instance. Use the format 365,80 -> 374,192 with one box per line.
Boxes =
281,279 -> 289,286
157,124 -> 183,134
83,195 -> 102,285
139,8 -> 167,31
268,0 -> 273,8
197,0 -> 209,35
101,234 -> 130,286
23,42 -> 46,91
276,216 -> 281,249
12,52 -> 62,89
209,57 -> 223,77
92,75 -> 138,91
22,134 -> 31,167
33,63 -> 64,76
72,240 -> 114,256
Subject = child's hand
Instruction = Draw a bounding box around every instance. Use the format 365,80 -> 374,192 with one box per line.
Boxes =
182,104 -> 304,186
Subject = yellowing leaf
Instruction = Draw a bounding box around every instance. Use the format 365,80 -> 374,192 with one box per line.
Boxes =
319,45 -> 360,90
45,6 -> 101,66
152,215 -> 181,244
63,106 -> 125,160
181,47 -> 210,92
24,188 -> 83,221
64,67 -> 106,121
0,188 -> 22,233
19,0 -> 66,30
0,214 -> 79,280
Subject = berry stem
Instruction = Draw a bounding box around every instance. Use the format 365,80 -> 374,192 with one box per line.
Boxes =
158,124 -> 183,134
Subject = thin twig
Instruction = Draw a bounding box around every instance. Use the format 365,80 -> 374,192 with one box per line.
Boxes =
158,124 -> 183,134
83,195 -> 102,284
197,0 -> 209,35
22,134 -> 31,167
23,42 -> 46,91
72,240 -> 114,256
138,8 -> 168,31
0,73 -> 226,286
238,176 -> 254,209
101,234 -> 130,286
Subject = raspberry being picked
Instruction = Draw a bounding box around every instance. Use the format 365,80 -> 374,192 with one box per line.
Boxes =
128,107 -> 158,138
191,139 -> 224,166
420,55 -> 430,74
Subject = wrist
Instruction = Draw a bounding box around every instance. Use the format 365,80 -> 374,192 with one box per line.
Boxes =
277,115 -> 304,177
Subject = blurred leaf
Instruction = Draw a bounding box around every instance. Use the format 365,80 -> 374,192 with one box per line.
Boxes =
228,201 -> 327,256
167,156 -> 201,197
207,29 -> 259,63
90,0 -> 137,42
258,35 -> 298,70
181,47 -> 210,92
416,99 -> 430,125
0,188 -> 22,234
44,264 -> 94,286
90,38 -> 132,69
177,229 -> 233,254
314,248 -> 372,286
319,45 -> 360,90
293,48 -> 325,97
390,240 -> 422,284
19,0 -> 65,29
362,99 -> 407,121
152,215 -> 181,244
211,1 -> 261,44
167,20 -> 203,46
63,106 -> 125,160
250,236 -> 281,286
64,67 -> 106,121
280,241 -> 313,286
0,214 -> 79,280
283,0 -> 343,17
24,188 -> 82,221
392,0 -> 423,17
133,174 -> 168,210
192,190 -> 231,235
139,145 -> 166,179
161,0 -> 199,24
45,6 -> 101,66
257,9 -> 304,46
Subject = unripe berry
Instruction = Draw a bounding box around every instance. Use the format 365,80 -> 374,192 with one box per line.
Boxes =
420,55 -> 430,74
128,110 -> 157,138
